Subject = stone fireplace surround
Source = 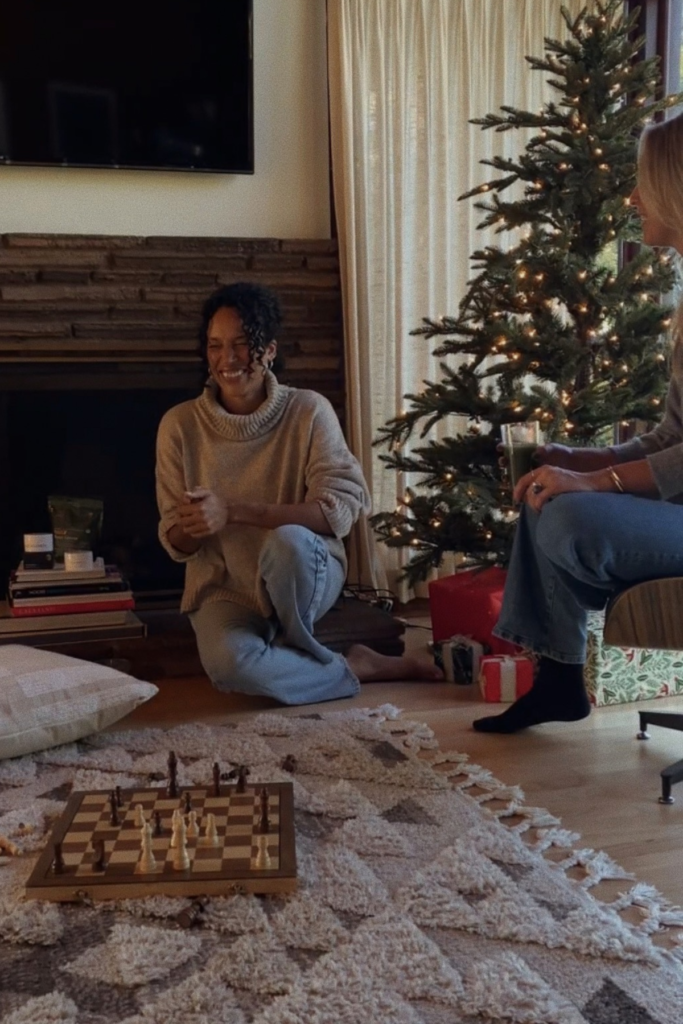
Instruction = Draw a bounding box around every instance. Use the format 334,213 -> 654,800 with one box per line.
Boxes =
0,233 -> 344,603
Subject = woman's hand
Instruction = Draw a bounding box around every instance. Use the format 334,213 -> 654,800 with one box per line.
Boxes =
177,487 -> 228,538
514,465 -> 609,511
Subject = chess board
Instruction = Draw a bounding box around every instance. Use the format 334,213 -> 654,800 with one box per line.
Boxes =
25,783 -> 296,902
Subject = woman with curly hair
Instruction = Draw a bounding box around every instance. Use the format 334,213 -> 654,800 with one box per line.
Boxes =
156,282 -> 441,705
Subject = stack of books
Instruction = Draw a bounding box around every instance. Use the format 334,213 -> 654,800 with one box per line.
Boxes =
8,558 -> 134,617
1,559 -> 145,646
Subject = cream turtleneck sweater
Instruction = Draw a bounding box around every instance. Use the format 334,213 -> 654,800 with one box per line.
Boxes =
156,372 -> 371,616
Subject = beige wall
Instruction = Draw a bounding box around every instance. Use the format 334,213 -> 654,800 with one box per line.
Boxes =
0,0 -> 330,238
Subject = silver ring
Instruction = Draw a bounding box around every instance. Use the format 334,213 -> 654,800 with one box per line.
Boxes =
531,482 -> 543,494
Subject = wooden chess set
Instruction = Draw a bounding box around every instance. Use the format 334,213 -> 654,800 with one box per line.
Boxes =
25,753 -> 297,902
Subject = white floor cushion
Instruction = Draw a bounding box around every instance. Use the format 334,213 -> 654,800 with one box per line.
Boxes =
0,644 -> 158,759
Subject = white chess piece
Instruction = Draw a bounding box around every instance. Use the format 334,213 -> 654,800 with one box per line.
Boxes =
137,822 -> 157,874
203,812 -> 219,847
134,804 -> 145,828
254,834 -> 271,869
172,816 -> 190,871
170,808 -> 182,848
186,809 -> 199,838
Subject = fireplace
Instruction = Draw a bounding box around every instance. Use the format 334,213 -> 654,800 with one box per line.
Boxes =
0,364 -> 205,605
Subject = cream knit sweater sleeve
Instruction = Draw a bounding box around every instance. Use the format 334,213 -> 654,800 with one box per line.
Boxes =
299,391 -> 371,537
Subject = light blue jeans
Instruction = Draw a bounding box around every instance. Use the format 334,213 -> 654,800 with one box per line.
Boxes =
190,525 -> 360,705
494,494 -> 683,664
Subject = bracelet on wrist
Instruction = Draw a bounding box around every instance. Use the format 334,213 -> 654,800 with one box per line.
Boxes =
606,465 -> 625,493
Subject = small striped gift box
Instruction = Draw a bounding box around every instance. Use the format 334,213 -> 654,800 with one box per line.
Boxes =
478,654 -> 534,702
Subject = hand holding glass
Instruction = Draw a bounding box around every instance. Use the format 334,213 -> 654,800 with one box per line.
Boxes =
501,422 -> 542,487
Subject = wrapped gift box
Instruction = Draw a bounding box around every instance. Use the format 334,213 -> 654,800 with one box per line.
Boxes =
586,611 -> 683,706
428,566 -> 518,655
478,654 -> 534,702
433,635 -> 485,684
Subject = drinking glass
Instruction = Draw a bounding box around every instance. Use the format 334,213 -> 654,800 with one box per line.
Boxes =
501,422 -> 542,487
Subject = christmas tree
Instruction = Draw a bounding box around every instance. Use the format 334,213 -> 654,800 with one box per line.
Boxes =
372,0 -> 682,587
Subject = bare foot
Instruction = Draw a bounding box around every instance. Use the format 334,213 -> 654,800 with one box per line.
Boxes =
345,644 -> 444,683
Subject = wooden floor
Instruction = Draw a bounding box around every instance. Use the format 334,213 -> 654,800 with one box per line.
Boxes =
115,616 -> 683,909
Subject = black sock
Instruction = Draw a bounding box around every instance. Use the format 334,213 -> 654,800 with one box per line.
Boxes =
472,656 -> 590,734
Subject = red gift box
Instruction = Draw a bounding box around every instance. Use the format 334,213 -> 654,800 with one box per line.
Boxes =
428,566 -> 518,655
478,654 -> 534,702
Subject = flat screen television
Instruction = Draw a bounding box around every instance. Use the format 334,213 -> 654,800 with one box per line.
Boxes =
0,0 -> 253,174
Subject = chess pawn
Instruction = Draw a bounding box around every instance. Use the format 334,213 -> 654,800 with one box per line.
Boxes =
203,812 -> 219,847
137,822 -> 157,874
186,809 -> 199,839
172,817 -> 190,871
134,804 -> 145,828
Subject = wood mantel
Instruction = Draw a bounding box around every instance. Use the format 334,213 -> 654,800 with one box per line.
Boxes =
0,233 -> 344,411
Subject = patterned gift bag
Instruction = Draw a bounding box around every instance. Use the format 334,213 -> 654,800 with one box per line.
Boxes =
586,610 -> 683,706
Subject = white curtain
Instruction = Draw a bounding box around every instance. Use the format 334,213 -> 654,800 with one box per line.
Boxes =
328,0 -> 596,599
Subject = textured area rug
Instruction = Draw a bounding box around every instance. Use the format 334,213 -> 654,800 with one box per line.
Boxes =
1,706 -> 683,1024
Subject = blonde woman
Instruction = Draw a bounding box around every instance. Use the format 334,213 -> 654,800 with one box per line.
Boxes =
475,111 -> 683,734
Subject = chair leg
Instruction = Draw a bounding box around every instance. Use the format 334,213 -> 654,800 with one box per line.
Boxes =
659,758 -> 683,805
637,711 -> 683,738
636,713 -> 683,802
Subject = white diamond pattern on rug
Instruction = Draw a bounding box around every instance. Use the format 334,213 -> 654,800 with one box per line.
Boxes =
298,778 -> 378,819
203,893 -> 269,935
313,843 -> 390,915
338,812 -> 417,857
119,974 -> 248,1024
2,708 -> 682,1024
252,972 -> 425,1024
462,952 -> 587,1024
336,910 -> 465,1006
0,893 -> 64,946
206,928 -> 301,995
61,923 -> 202,987
269,893 -> 350,951
0,991 -> 80,1024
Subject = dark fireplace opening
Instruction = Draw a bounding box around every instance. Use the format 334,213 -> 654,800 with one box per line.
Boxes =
2,385 -> 202,604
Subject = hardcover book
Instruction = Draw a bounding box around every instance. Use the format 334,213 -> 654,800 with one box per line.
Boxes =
8,598 -> 135,618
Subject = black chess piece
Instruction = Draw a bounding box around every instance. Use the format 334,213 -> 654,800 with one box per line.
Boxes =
109,790 -> 119,826
236,765 -> 250,794
176,897 -> 209,929
213,761 -> 221,797
184,791 -> 192,814
115,786 -> 123,807
168,750 -> 178,799
92,838 -> 106,871
53,842 -> 64,875
153,810 -> 163,837
259,786 -> 269,834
